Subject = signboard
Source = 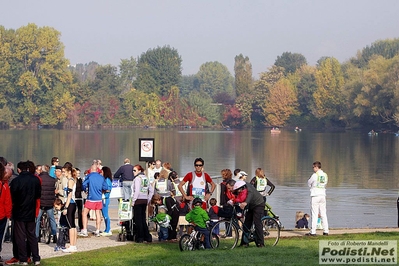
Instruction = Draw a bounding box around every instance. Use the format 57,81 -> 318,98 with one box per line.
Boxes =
109,179 -> 123,199
139,138 -> 154,162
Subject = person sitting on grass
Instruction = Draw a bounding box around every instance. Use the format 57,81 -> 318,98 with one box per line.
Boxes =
296,213 -> 310,229
185,198 -> 211,249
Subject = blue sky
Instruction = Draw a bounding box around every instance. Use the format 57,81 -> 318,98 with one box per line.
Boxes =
2,0 -> 399,77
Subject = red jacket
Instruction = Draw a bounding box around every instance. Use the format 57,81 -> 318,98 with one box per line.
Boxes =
0,180 -> 12,219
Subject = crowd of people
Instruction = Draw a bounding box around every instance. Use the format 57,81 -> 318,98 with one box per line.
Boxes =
0,155 -> 330,263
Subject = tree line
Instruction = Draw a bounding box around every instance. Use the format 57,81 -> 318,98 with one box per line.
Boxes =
1,23 -> 399,130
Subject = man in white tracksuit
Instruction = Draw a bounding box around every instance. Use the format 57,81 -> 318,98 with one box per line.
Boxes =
306,161 -> 329,236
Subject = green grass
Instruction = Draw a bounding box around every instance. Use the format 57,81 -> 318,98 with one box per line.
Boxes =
41,232 -> 399,266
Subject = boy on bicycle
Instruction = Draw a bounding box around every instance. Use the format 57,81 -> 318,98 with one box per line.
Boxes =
185,198 -> 211,249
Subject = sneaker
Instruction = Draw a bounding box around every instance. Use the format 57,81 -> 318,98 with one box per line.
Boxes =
78,231 -> 88,237
5,257 -> 19,265
323,232 -> 329,236
305,233 -> 317,236
27,258 -> 32,264
19,263 -> 28,265
63,246 -> 78,253
34,261 -> 41,265
94,230 -> 100,237
100,232 -> 112,236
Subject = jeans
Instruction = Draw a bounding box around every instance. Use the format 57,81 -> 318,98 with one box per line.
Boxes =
122,181 -> 133,200
158,226 -> 168,241
0,218 -> 8,252
35,208 -> 57,237
195,226 -> 210,249
102,198 -> 111,233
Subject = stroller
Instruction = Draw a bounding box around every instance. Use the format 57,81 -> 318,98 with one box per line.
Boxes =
117,198 -> 135,241
265,202 -> 284,229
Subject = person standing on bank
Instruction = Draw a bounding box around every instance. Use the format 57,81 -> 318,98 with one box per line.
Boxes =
36,165 -> 57,243
131,164 -> 154,243
114,158 -> 134,201
10,161 -> 41,265
306,161 -> 329,236
178,158 -> 216,209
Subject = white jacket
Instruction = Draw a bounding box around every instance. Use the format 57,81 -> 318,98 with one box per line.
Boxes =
308,169 -> 328,197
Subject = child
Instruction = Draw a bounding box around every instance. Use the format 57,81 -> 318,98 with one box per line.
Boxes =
185,198 -> 211,249
178,199 -> 191,237
296,213 -> 310,229
53,198 -> 69,251
208,198 -> 219,234
152,205 -> 171,241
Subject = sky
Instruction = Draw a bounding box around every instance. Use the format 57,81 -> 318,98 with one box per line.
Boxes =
2,0 -> 399,77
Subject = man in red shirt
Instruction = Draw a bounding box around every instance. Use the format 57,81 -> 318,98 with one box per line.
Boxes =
178,158 -> 216,209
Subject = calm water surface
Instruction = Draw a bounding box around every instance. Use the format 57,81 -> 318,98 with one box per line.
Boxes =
1,128 -> 398,229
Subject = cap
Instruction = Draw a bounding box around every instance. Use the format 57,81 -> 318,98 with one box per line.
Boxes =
237,171 -> 248,178
233,180 -> 246,190
55,166 -> 63,170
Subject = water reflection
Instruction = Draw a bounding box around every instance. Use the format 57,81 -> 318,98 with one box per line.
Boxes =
0,129 -> 398,228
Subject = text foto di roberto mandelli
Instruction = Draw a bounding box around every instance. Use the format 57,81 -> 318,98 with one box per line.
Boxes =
319,240 -> 397,265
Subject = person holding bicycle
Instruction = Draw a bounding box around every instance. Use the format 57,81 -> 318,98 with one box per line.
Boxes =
185,198 -> 211,249
226,179 -> 265,248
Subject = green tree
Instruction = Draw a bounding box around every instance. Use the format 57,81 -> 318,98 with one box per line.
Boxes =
134,45 -> 182,96
119,57 -> 137,93
274,52 -> 307,75
234,54 -> 253,97
188,90 -> 220,126
352,55 -> 399,127
295,65 -> 318,117
196,61 -> 234,100
180,74 -> 199,97
350,38 -> 399,68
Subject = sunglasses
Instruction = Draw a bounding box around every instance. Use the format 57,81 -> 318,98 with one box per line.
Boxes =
195,164 -> 203,167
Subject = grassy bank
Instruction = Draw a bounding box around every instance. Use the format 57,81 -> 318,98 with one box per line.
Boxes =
42,232 -> 398,266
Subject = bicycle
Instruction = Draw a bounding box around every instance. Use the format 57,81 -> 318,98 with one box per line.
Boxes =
210,204 -> 280,249
179,224 -> 219,251
38,212 -> 52,244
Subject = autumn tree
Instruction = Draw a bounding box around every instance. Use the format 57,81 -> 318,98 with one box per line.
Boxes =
0,23 -> 73,125
262,78 -> 299,126
312,57 -> 345,121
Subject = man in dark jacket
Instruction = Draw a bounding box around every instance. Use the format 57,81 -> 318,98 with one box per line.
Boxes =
10,161 -> 41,265
113,158 -> 134,200
35,164 -> 57,243
226,179 -> 265,248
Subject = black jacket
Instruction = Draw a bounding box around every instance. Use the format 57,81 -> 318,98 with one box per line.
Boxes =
10,171 -> 41,222
39,171 -> 56,208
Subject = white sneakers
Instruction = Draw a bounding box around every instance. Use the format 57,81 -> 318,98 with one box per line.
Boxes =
62,246 -> 78,253
100,232 -> 112,236
78,230 -> 88,237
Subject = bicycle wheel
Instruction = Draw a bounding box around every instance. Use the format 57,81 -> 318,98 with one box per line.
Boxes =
45,216 -> 52,244
261,217 -> 280,246
41,215 -> 50,244
179,234 -> 194,251
211,220 -> 239,249
210,233 -> 219,249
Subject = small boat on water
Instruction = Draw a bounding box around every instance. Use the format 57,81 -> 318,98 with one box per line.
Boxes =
368,130 -> 378,136
271,127 -> 281,134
